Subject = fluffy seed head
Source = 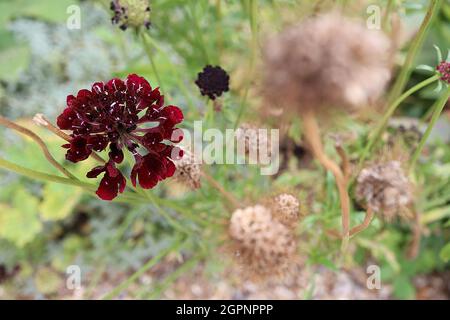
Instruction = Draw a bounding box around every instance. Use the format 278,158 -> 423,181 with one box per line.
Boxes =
229,205 -> 297,278
263,13 -> 391,112
356,161 -> 413,221
235,123 -> 272,162
173,148 -> 201,189
270,193 -> 300,228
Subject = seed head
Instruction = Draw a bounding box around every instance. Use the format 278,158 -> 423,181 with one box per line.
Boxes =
263,13 -> 391,112
236,123 -> 272,162
229,205 -> 297,279
173,148 -> 201,189
110,0 -> 151,31
270,193 -> 300,229
356,161 -> 413,221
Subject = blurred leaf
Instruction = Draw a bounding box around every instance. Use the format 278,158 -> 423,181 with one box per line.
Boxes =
34,267 -> 61,295
39,183 -> 82,221
0,45 -> 30,81
393,275 -> 416,300
439,243 -> 450,262
0,190 -> 42,247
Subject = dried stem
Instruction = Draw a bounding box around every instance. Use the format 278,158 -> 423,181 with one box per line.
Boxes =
302,109 -> 350,241
335,143 -> 351,181
0,115 -> 77,180
407,209 -> 422,259
201,171 -> 241,210
33,113 -> 106,164
349,207 -> 374,236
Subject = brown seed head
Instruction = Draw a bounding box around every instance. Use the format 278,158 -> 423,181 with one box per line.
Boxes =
356,161 -> 413,221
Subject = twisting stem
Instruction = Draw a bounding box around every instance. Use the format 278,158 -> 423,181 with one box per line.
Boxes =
33,113 -> 106,163
410,88 -> 450,172
201,171 -> 241,210
360,74 -> 440,167
349,207 -> 374,236
386,0 -> 441,105
0,115 -> 77,180
302,109 -> 350,241
335,143 -> 351,181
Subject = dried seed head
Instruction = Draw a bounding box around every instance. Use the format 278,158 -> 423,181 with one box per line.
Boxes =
270,193 -> 300,229
356,161 -> 413,221
236,123 -> 272,162
229,205 -> 297,279
110,0 -> 151,31
173,148 -> 201,189
263,13 -> 391,113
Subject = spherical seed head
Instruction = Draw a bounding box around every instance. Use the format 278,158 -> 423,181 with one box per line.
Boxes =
236,123 -> 272,160
270,193 -> 300,228
356,161 -> 413,221
110,0 -> 151,31
173,148 -> 201,189
229,205 -> 297,278
263,13 -> 391,112
195,65 -> 230,100
436,61 -> 450,85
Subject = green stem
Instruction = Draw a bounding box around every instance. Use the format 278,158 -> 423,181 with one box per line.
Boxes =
0,156 -> 147,203
234,0 -> 258,129
187,1 -> 209,63
382,0 -> 395,31
410,87 -> 450,172
359,74 -> 439,166
140,32 -> 164,90
386,0 -> 441,106
102,237 -> 185,300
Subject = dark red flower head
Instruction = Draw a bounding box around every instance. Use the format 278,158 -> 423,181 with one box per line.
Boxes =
195,65 -> 230,100
437,61 -> 450,85
57,74 -> 184,200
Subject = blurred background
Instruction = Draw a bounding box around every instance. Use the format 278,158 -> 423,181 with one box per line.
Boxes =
0,0 -> 449,299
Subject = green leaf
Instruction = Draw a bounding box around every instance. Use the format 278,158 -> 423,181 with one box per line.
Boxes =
439,243 -> 450,262
393,276 -> 416,300
0,190 -> 42,247
39,183 -> 82,221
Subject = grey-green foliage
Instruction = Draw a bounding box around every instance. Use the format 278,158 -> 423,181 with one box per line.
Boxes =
2,3 -> 123,120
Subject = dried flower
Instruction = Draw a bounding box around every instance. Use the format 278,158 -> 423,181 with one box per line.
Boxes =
263,13 -> 391,112
195,65 -> 230,100
436,61 -> 450,85
57,74 -> 184,200
270,193 -> 300,228
236,123 -> 272,162
229,205 -> 297,278
356,161 -> 413,221
110,0 -> 151,31
173,148 -> 201,189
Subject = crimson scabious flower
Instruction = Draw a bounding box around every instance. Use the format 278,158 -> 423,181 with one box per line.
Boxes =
437,61 -> 450,85
195,65 -> 230,100
57,74 -> 184,200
